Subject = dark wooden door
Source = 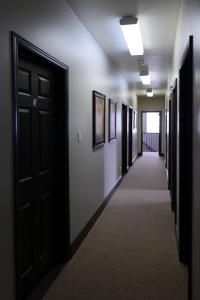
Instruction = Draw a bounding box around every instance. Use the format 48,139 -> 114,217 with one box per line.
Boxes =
122,104 -> 128,175
178,36 -> 193,264
165,109 -> 168,168
17,54 -> 57,298
128,107 -> 133,167
158,112 -> 162,156
168,99 -> 172,190
171,80 -> 177,216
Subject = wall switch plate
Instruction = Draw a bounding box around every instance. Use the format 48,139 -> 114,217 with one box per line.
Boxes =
78,131 -> 82,143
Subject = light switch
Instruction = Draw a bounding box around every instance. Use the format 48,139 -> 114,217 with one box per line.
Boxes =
78,131 -> 82,143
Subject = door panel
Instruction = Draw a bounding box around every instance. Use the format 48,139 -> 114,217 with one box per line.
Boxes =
170,80 -> 177,215
178,37 -> 193,264
39,111 -> 53,171
122,104 -> 128,175
19,203 -> 33,276
38,75 -> 51,97
168,101 -> 172,190
19,108 -> 32,180
13,33 -> 69,300
39,192 -> 52,257
128,107 -> 133,166
18,68 -> 32,94
17,54 -> 55,298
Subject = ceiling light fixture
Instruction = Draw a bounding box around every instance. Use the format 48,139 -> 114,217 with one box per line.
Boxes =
140,71 -> 151,85
146,88 -> 153,97
120,16 -> 144,56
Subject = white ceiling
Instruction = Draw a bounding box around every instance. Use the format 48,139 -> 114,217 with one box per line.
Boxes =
66,0 -> 181,96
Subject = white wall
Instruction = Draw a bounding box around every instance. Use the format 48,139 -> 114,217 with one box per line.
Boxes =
0,1 -> 137,299
137,96 -> 166,155
168,0 -> 200,298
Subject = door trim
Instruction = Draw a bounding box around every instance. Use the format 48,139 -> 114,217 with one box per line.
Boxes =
178,35 -> 193,300
128,106 -> 133,167
122,104 -> 128,175
141,111 -> 162,155
170,79 -> 178,214
178,35 -> 193,263
11,32 -> 70,299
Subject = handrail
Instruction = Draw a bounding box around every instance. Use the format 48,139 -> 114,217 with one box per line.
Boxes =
143,142 -> 155,152
142,132 -> 159,152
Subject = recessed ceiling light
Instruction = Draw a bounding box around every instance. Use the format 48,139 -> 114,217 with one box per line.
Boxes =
146,88 -> 153,97
137,58 -> 144,65
120,16 -> 144,56
140,71 -> 151,85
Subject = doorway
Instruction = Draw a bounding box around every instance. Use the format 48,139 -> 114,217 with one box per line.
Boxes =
169,80 -> 177,215
128,107 -> 133,167
122,104 -> 128,175
165,109 -> 168,169
141,112 -> 161,155
12,33 -> 69,299
168,99 -> 172,191
178,36 -> 193,267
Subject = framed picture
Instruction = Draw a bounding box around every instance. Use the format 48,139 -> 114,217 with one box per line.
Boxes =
108,99 -> 117,142
93,90 -> 106,149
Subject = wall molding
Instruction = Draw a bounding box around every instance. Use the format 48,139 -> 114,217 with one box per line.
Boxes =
132,154 -> 138,165
27,263 -> 65,300
138,152 -> 165,157
175,224 -> 180,258
70,176 -> 122,258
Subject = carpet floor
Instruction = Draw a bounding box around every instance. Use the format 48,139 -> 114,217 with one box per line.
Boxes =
43,152 -> 188,300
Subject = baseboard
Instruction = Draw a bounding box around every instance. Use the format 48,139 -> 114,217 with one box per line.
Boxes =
70,176 -> 122,258
132,154 -> 138,165
26,263 -> 65,300
138,152 -> 164,157
175,224 -> 180,257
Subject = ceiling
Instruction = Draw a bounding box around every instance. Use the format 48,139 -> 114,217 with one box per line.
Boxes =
66,0 -> 181,96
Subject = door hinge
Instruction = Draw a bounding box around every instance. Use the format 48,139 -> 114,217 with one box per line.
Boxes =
33,98 -> 38,107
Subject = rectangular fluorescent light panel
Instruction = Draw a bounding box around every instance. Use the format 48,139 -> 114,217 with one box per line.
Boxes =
120,17 -> 144,56
146,89 -> 153,97
140,74 -> 151,85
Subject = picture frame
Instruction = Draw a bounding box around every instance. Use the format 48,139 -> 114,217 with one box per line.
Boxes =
93,90 -> 106,149
108,99 -> 117,142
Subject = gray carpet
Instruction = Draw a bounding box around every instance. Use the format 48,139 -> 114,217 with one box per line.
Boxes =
43,153 -> 188,300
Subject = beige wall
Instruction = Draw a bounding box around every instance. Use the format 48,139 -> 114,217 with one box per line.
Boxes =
137,96 -> 166,155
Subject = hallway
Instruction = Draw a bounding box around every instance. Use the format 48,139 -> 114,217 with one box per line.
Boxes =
43,153 -> 187,300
